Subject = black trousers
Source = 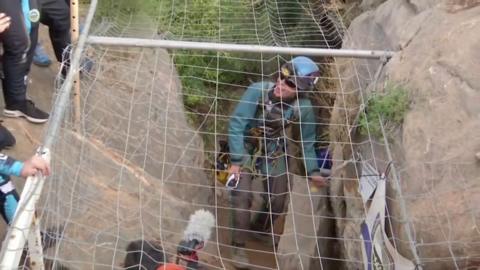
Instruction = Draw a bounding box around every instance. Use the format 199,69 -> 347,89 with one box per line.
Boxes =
0,0 -> 38,106
39,0 -> 71,63
0,0 -> 70,107
231,171 -> 289,246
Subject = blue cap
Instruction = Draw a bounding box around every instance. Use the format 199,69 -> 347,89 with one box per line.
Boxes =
291,56 -> 320,77
282,56 -> 320,90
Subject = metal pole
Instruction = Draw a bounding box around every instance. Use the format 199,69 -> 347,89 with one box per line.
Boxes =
378,116 -> 422,268
44,0 -> 97,149
70,0 -> 81,131
0,149 -> 50,269
27,216 -> 45,269
87,36 -> 395,59
0,0 -> 98,267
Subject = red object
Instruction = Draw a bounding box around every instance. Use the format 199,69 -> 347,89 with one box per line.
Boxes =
157,263 -> 186,270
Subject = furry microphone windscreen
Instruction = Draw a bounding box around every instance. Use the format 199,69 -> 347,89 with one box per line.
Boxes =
183,209 -> 215,243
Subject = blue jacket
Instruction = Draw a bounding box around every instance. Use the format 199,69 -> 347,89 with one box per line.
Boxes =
228,81 -> 319,176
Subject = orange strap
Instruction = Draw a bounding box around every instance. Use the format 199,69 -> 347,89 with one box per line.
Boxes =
157,263 -> 186,270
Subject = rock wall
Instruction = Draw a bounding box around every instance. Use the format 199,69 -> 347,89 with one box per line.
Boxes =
39,29 -> 215,268
331,0 -> 480,269
277,175 -> 339,270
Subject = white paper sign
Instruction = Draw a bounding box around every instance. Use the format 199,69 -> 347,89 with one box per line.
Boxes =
360,171 -> 415,270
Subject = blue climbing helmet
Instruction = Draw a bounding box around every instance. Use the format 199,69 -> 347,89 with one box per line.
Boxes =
280,56 -> 320,91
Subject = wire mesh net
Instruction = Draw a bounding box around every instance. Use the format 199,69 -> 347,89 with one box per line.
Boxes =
94,0 -> 345,48
19,1 -> 380,269
6,1 -> 478,270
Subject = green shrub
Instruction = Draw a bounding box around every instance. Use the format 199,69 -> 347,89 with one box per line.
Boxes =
174,51 -> 254,108
160,1 -> 259,107
359,83 -> 409,139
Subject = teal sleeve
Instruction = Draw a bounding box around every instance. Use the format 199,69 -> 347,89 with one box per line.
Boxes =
228,82 -> 266,165
298,99 -> 319,174
9,161 -> 24,177
0,154 -> 24,177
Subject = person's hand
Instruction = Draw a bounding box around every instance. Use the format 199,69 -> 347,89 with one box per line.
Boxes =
226,164 -> 241,189
21,155 -> 50,178
0,13 -> 11,33
310,175 -> 328,189
228,164 -> 241,178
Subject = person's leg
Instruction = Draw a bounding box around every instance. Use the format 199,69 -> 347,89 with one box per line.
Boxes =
0,0 -> 30,108
230,170 -> 254,268
253,153 -> 289,230
1,1 -> 49,123
40,0 -> 70,73
267,173 -> 289,241
0,124 -> 16,151
252,172 -> 289,247
42,0 -> 95,78
231,171 -> 254,246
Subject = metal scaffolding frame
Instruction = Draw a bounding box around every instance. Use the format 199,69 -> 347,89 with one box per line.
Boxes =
0,0 -> 407,268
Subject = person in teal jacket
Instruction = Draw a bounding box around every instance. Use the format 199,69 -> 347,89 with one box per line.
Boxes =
227,56 -> 328,268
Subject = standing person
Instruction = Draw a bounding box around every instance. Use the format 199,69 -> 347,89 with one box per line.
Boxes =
0,13 -> 17,151
34,1 -> 92,73
0,0 -> 73,125
0,0 -> 49,123
37,0 -> 71,75
227,56 -> 329,268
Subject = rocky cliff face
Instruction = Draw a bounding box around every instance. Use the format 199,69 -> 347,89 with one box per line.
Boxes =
29,2 -> 479,269
39,42 -> 215,269
330,0 -> 480,269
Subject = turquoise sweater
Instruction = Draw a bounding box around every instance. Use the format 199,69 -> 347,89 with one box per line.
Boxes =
0,154 -> 23,177
228,81 -> 319,176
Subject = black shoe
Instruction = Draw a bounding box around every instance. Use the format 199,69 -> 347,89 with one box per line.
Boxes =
0,124 -> 15,151
4,100 -> 49,124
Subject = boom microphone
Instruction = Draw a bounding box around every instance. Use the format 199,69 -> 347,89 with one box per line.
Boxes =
183,209 -> 215,243
176,210 -> 215,269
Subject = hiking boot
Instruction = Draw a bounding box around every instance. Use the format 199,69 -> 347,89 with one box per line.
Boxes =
231,243 -> 250,269
33,43 -> 52,67
0,124 -> 15,151
4,100 -> 49,124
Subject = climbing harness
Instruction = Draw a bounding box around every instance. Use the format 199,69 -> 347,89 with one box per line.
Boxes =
215,89 -> 301,186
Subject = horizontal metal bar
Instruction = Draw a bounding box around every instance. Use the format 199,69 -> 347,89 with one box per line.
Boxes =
87,36 -> 395,59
